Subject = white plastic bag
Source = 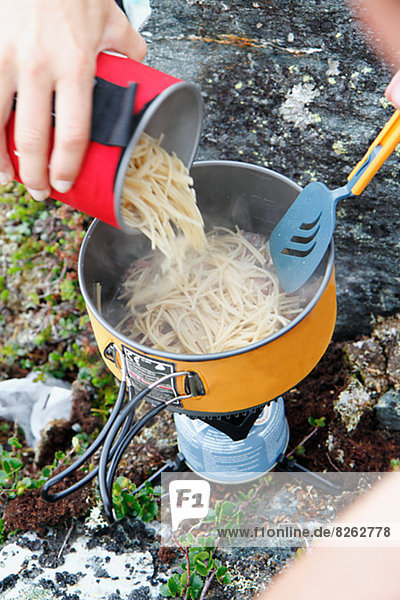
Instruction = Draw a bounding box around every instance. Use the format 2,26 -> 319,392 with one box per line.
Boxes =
0,373 -> 72,447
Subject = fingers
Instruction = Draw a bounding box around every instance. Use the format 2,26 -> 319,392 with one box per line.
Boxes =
14,64 -> 53,200
103,7 -> 147,62
351,0 -> 400,68
14,54 -> 95,198
49,68 -> 95,193
385,70 -> 400,109
119,24 -> 147,63
6,1 -> 147,200
49,8 -> 147,194
0,57 -> 15,185
0,94 -> 15,186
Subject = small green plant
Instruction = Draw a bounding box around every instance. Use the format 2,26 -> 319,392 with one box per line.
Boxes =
0,433 -> 91,501
159,483 -> 267,599
0,435 -> 50,498
160,542 -> 232,599
0,422 -> 11,435
112,477 -> 161,521
295,444 -> 306,456
308,416 -> 326,428
0,186 -> 117,405
288,414 -> 327,458
0,518 -> 5,545
390,458 -> 400,471
0,437 -> 27,498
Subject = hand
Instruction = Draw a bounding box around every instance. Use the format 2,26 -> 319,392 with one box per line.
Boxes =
259,473 -> 400,600
350,0 -> 400,109
385,71 -> 400,111
0,0 -> 146,200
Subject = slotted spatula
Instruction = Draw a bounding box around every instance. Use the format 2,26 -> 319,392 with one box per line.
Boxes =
270,109 -> 400,293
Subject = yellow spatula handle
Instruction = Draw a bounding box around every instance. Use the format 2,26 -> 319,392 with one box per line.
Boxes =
348,109 -> 400,195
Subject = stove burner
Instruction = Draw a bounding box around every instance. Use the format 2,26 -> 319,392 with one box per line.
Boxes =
198,407 -> 264,441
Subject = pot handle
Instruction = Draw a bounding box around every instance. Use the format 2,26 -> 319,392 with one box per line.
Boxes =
105,342 -> 206,400
348,109 -> 400,195
41,345 -> 198,523
90,78 -> 138,147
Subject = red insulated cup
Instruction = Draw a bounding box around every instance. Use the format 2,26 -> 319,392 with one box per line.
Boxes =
6,51 -> 203,231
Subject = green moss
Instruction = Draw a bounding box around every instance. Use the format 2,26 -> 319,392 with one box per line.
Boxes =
0,183 -> 117,409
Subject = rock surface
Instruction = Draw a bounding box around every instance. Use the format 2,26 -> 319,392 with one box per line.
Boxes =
375,389 -> 400,430
0,523 -> 162,600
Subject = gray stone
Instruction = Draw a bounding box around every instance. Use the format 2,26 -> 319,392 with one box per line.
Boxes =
333,380 -> 373,432
127,588 -> 151,600
373,316 -> 400,389
344,337 -> 387,394
0,530 -> 160,600
375,389 -> 400,430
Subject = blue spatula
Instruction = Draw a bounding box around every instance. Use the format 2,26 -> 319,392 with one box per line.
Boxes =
270,110 -> 400,293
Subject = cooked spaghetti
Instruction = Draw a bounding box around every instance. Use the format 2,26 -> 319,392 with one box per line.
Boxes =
121,133 -> 205,262
117,227 -> 302,354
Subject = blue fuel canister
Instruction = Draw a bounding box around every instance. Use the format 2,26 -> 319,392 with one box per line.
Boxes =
173,398 -> 289,483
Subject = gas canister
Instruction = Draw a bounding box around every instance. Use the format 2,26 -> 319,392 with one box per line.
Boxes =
174,398 -> 289,483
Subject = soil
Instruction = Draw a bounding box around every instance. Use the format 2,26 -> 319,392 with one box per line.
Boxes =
2,469 -> 91,536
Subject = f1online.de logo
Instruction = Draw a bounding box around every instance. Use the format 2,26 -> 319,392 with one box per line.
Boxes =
169,480 -> 211,530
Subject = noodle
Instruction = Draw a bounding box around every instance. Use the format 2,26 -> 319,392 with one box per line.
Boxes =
121,133 -> 206,263
117,227 -> 302,354
118,134 -> 301,354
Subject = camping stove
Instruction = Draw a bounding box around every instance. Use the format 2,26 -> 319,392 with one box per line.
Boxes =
42,161 -> 337,522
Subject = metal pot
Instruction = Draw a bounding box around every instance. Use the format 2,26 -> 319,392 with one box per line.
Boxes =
78,160 -> 336,417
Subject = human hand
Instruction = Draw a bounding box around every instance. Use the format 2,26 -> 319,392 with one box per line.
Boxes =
258,473 -> 400,600
350,0 -> 400,109
0,0 -> 146,200
385,71 -> 400,111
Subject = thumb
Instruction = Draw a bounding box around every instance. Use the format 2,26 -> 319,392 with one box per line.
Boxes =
102,6 -> 147,62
